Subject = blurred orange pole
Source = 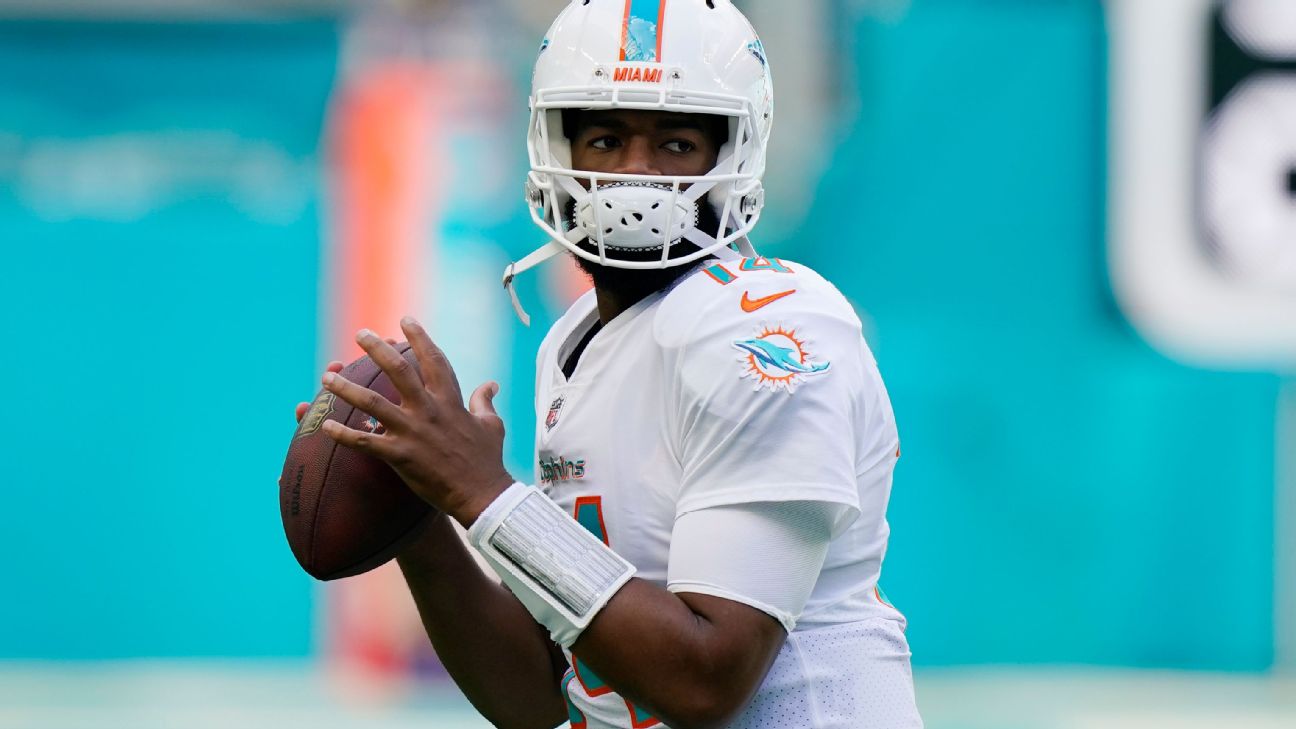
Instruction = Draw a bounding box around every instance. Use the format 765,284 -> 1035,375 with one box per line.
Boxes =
329,61 -> 440,358
324,59 -> 442,681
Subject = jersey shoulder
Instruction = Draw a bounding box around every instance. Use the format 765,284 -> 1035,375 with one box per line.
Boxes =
653,257 -> 863,350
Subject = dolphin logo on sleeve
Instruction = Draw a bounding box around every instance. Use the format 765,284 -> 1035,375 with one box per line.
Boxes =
732,324 -> 831,393
733,338 -> 831,375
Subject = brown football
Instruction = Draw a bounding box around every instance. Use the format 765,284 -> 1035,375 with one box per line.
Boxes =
279,343 -> 436,580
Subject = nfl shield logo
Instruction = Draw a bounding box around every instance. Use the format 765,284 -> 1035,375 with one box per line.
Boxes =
545,396 -> 565,431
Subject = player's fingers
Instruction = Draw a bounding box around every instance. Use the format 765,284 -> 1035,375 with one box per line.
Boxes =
320,419 -> 401,460
469,382 -> 505,438
322,371 -> 405,429
355,329 -> 427,405
468,381 -> 500,418
400,317 -> 463,403
297,362 -> 344,423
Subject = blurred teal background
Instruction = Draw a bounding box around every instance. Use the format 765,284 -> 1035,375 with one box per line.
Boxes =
0,0 -> 1284,690
0,20 -> 339,659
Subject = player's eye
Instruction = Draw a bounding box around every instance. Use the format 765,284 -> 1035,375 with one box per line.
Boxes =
662,139 -> 697,154
589,135 -> 621,151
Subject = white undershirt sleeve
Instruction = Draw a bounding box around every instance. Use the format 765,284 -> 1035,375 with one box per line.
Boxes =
666,500 -> 846,633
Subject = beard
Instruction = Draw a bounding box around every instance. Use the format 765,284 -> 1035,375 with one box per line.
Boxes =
567,199 -> 725,299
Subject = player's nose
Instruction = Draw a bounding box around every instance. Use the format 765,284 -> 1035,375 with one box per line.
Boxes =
614,137 -> 660,176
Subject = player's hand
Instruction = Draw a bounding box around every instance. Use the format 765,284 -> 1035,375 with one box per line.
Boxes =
318,317 -> 514,527
293,338 -> 400,422
295,361 -> 345,422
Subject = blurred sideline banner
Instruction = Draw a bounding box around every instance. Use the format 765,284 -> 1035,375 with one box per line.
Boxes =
0,1 -> 1286,674
1107,0 -> 1296,671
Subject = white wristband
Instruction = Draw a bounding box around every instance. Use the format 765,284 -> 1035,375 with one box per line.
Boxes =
468,483 -> 636,648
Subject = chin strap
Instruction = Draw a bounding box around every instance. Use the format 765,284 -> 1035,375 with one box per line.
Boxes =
502,240 -> 566,327
503,234 -> 755,328
504,148 -> 760,326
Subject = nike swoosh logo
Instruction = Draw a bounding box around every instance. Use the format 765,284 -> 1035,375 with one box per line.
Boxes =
741,289 -> 797,313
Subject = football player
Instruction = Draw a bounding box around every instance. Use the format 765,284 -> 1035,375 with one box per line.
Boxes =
306,1 -> 922,726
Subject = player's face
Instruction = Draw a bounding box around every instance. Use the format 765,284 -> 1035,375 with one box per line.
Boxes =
569,110 -> 722,178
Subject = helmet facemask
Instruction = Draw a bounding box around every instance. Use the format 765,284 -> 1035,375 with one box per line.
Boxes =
525,90 -> 767,271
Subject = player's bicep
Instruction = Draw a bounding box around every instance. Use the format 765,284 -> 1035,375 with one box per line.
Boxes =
667,500 -> 843,632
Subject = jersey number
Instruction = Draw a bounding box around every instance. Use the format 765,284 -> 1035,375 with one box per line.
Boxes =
567,497 -> 660,729
703,256 -> 793,285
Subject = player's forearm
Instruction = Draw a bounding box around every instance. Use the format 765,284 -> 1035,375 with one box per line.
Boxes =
396,515 -> 567,729
568,581 -> 783,729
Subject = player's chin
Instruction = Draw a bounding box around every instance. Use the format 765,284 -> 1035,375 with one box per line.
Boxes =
571,239 -> 706,295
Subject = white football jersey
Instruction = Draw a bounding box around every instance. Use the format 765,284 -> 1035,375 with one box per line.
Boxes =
533,256 -> 921,729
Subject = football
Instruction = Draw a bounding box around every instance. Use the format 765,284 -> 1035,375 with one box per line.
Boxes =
280,343 -> 436,580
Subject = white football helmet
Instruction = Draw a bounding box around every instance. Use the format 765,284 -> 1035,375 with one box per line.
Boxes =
504,0 -> 774,323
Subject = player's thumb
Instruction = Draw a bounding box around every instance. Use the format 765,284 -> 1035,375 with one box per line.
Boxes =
468,381 -> 501,419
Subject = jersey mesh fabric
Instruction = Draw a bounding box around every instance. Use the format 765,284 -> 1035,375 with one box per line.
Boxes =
730,618 -> 923,728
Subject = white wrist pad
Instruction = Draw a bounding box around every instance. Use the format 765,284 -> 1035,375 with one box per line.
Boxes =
468,483 -> 636,648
